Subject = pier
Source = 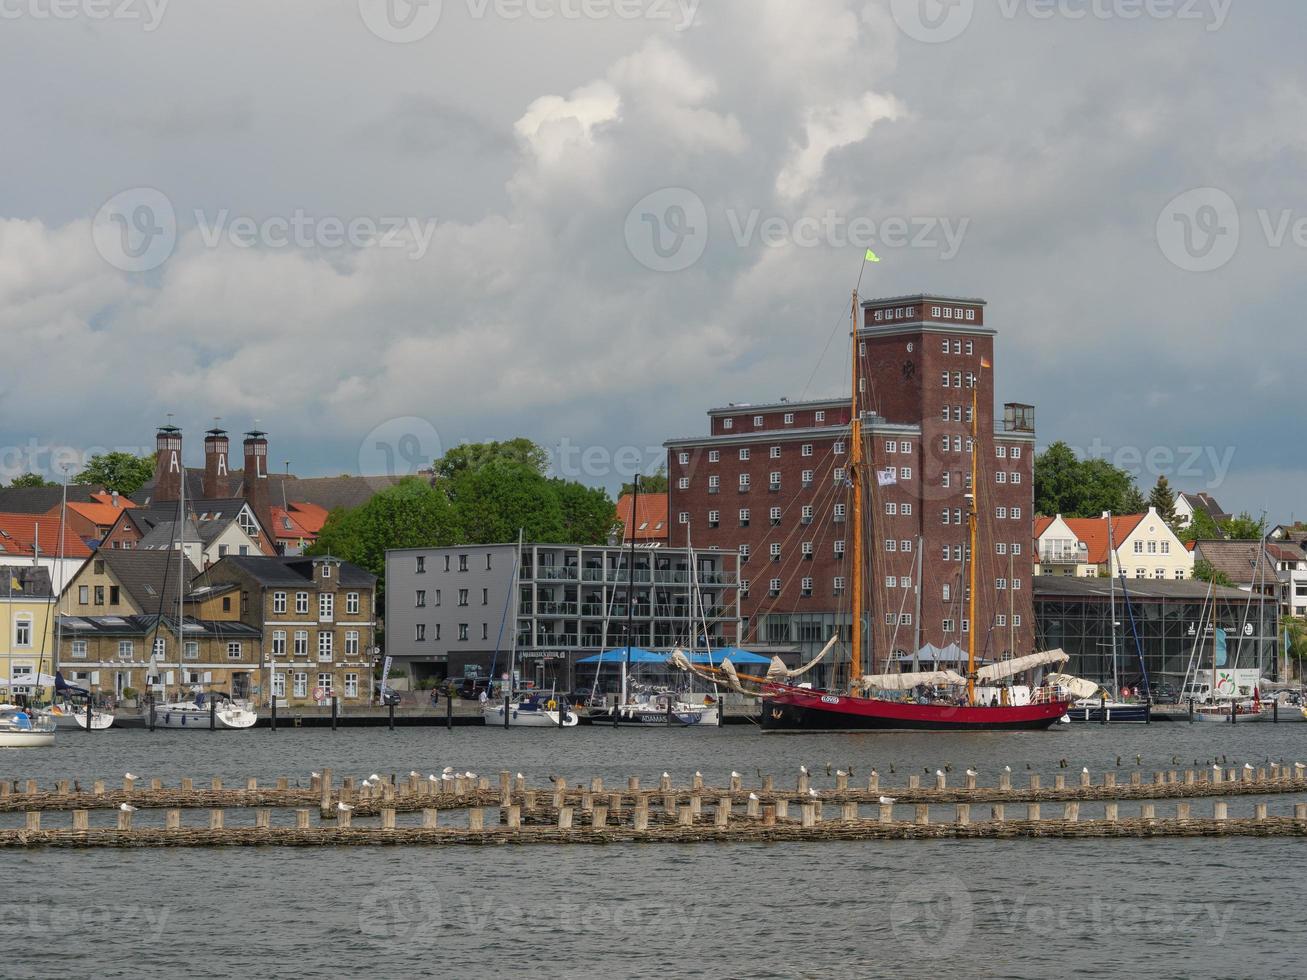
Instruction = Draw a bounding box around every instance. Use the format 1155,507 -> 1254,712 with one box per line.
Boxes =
3,763 -> 1307,847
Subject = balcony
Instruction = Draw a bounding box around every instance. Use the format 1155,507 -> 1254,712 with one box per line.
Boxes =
536,567 -> 579,582
1040,542 -> 1088,565
581,568 -> 605,581
769,483 -> 781,493
800,516 -> 812,525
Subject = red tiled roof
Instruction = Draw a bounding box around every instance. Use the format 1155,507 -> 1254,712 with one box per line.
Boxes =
269,501 -> 330,541
616,492 -> 669,542
65,499 -> 137,528
0,513 -> 94,558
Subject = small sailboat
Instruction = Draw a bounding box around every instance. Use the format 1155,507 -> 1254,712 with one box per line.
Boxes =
483,691 -> 579,727
0,705 -> 56,747
44,673 -> 114,730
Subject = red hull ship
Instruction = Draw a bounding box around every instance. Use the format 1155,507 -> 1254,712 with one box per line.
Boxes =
760,686 -> 1069,732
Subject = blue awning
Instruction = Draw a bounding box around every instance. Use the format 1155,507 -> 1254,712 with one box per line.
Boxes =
690,648 -> 772,666
576,647 -> 669,665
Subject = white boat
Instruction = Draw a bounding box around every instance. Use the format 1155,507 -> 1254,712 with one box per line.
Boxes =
155,692 -> 257,730
0,706 -> 57,747
482,696 -> 579,727
43,702 -> 115,730
587,691 -> 717,726
1192,701 -> 1270,723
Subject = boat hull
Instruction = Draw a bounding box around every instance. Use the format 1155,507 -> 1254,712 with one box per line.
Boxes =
46,706 -> 114,730
482,704 -> 579,727
760,689 -> 1070,732
1066,702 -> 1151,724
155,703 -> 257,730
585,705 -> 715,727
0,730 -> 56,747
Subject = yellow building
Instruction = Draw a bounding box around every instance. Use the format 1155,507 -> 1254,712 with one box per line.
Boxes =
0,566 -> 57,703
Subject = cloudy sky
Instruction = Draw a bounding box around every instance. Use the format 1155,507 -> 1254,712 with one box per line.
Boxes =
1,0 -> 1303,519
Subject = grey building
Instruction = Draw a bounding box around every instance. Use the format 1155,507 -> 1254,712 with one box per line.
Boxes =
385,543 -> 740,689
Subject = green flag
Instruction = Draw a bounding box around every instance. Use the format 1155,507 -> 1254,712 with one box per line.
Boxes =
865,249 -> 881,263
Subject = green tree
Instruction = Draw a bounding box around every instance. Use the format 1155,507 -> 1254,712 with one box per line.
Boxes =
7,473 -> 55,488
1193,559 -> 1234,588
1033,442 -> 1146,518
620,463 -> 669,497
448,462 -> 566,544
74,452 -> 155,495
551,479 -> 617,544
434,439 -> 549,481
1178,508 -> 1223,544
1219,512 -> 1266,541
310,478 -> 461,589
1148,475 -> 1178,525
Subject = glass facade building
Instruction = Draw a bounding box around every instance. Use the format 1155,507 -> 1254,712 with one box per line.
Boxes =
1034,576 -> 1282,689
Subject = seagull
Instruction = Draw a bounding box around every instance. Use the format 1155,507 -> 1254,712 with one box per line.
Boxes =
749,793 -> 759,801
799,765 -> 808,775
119,803 -> 136,812
1213,764 -> 1221,771
124,773 -> 136,781
1082,767 -> 1089,775
1004,765 -> 1011,773
336,802 -> 353,811
1245,763 -> 1254,770
731,771 -> 741,779
662,771 -> 670,779
309,771 -> 320,779
443,766 -> 455,775
466,772 -> 477,779
808,788 -> 820,798
516,773 -> 524,780
409,770 -> 420,778
966,769 -> 978,777
369,773 -> 381,782
935,769 -> 944,777
427,775 -> 438,782
879,796 -> 897,806
836,770 -> 846,778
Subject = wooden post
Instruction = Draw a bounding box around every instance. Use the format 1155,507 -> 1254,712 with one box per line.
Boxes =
166,809 -> 181,831
210,809 -> 224,830
580,791 -> 593,813
627,776 -> 640,792
592,804 -> 608,828
1176,802 -> 1191,822
515,773 -> 526,794
1214,801 -> 1228,822
935,771 -> 946,791
296,809 -> 311,830
524,790 -> 537,811
246,777 -> 257,793
1130,772 -> 1141,787
590,776 -> 603,794
1054,774 -> 1065,791
762,775 -> 774,794
380,808 -> 396,830
212,777 -> 223,791
660,773 -> 672,793
1104,772 -> 1116,789
797,771 -> 810,795
1296,763 -> 1305,783
116,810 -> 131,831
179,777 -> 192,793
55,779 -> 69,796
1105,802 -> 1119,823
688,795 -> 701,818
1242,766 -> 1253,784
468,808 -> 484,831
1255,803 -> 1268,822
1064,802 -> 1079,823
72,810 -> 89,832
677,804 -> 693,827
879,803 -> 893,824
608,792 -> 623,816
908,775 -> 920,790
1256,768 -> 1267,784
715,799 -> 730,828
1184,771 -> 1195,786
775,799 -> 789,820
93,780 -> 105,797
747,796 -> 761,818
692,772 -> 705,792
1027,803 -> 1040,822
278,776 -> 289,791
1141,803 -> 1155,821
633,801 -> 649,831
1295,803 -> 1307,822
966,772 -> 977,790
991,804 -> 1005,823
1029,774 -> 1040,791
999,771 -> 1011,791
422,808 -> 439,829
915,805 -> 929,826
337,809 -> 352,829
1079,771 -> 1090,788
22,779 -> 38,795
25,812 -> 40,831
123,775 -> 136,794
319,768 -> 332,819
868,771 -> 879,793
835,772 -> 848,792
506,805 -> 522,830
663,794 -> 677,818
955,804 -> 971,827
801,803 -> 816,828
762,804 -> 776,828
255,809 -> 271,830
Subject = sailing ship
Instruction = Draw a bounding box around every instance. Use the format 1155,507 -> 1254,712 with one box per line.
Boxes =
672,286 -> 1071,731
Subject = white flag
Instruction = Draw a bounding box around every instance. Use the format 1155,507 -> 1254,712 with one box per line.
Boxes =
877,468 -> 898,487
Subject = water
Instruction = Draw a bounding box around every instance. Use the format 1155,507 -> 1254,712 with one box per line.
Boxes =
3,723 -> 1306,979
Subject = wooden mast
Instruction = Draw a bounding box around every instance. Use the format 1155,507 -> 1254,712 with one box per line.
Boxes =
966,375 -> 980,705
849,290 -> 864,692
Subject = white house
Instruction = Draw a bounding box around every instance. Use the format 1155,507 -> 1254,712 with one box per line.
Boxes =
1035,508 -> 1193,580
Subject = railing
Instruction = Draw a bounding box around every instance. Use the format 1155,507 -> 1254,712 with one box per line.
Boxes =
535,567 -> 579,581
537,601 -> 579,616
1040,544 -> 1088,564
581,568 -> 605,581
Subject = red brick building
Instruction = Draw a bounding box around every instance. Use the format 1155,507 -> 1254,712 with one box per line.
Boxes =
666,294 -> 1036,675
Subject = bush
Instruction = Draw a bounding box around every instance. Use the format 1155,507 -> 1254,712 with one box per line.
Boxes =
122,687 -> 137,699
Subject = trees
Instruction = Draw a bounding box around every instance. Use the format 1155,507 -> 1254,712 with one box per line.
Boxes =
1193,559 -> 1234,588
621,463 -> 668,497
1148,476 -> 1177,526
433,438 -> 548,481
552,479 -> 618,544
74,452 -> 155,495
446,462 -> 567,544
7,473 -> 54,488
1033,442 -> 1146,518
1178,509 -> 1266,545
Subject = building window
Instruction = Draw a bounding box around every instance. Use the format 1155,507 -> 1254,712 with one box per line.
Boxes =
800,577 -> 813,597
346,592 -> 360,615
1011,447 -> 1022,459
769,579 -> 781,597
888,502 -> 899,516
833,576 -> 846,595
997,507 -> 1008,519
482,623 -> 489,640
770,543 -> 782,561
678,452 -> 689,465
481,588 -> 489,606
834,503 -> 846,522
769,471 -> 781,490
344,673 -> 359,698
294,630 -> 309,656
815,411 -> 825,423
415,624 -> 427,642
415,556 -> 425,574
996,472 -> 1007,484
293,673 -> 308,698
708,450 -> 720,463
1013,615 -> 1021,627
318,632 -> 333,661
802,470 -> 813,486
1012,472 -> 1021,485
1012,507 -> 1021,519
833,467 -> 845,484
802,541 -> 814,559
834,441 -> 845,455
708,510 -> 720,528
740,580 -> 750,598
272,631 -> 287,656
801,444 -> 813,458
457,589 -> 469,606
1012,543 -> 1022,556
678,477 -> 689,490
902,540 -> 913,553
942,584 -> 951,602
272,673 -> 286,699
770,446 -> 781,459
997,543 -> 1008,555
458,554 -> 469,572
996,578 -> 1007,591
228,642 -> 242,660
118,640 -> 133,658
834,540 -> 845,557
886,440 -> 897,454
739,474 -> 751,491
317,673 -> 333,697
678,511 -> 689,525
319,593 -> 334,621
707,474 -> 721,493
153,637 -> 166,659
754,415 -> 764,427
1013,579 -> 1022,591
784,413 -> 795,425
885,539 -> 897,552
458,624 -> 469,641
902,503 -> 913,516
739,544 -> 750,563
996,614 -> 1007,627
13,616 -> 31,648
738,448 -> 751,461
71,640 -> 88,659
770,507 -> 782,526
345,631 -> 359,656
900,467 -> 911,480
79,585 -> 88,605
943,619 -> 955,634
273,591 -> 287,614
295,592 -> 309,614
94,586 -> 104,606
887,576 -> 898,588
722,418 -> 734,430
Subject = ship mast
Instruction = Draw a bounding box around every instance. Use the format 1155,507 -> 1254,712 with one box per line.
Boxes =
849,290 -> 864,693
966,374 -> 981,705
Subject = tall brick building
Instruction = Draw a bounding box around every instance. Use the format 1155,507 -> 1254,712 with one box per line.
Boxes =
666,294 -> 1036,678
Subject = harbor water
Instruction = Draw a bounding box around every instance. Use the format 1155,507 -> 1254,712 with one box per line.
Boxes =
3,723 -> 1306,979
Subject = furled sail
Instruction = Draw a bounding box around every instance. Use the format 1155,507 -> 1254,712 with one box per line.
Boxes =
1046,673 -> 1102,699
768,634 -> 839,681
859,670 -> 967,692
976,649 -> 1069,683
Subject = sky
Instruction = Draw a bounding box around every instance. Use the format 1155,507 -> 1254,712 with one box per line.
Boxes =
1,0 -> 1304,522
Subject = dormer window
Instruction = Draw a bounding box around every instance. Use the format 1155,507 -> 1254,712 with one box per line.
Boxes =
322,563 -> 332,579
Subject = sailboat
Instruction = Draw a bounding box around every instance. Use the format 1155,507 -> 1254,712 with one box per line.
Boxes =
673,288 -> 1072,732
149,434 -> 256,731
483,531 -> 579,727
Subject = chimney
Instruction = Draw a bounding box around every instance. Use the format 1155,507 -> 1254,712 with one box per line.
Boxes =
242,430 -> 271,537
203,428 -> 231,499
153,425 -> 183,503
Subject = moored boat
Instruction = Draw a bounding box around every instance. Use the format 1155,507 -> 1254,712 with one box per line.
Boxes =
155,691 -> 257,730
483,694 -> 579,727
0,706 -> 57,747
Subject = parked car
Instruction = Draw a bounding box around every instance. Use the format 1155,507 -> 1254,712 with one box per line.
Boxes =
378,688 -> 402,706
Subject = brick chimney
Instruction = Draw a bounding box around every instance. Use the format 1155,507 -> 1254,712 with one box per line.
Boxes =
203,428 -> 230,499
242,430 -> 271,535
153,425 -> 183,503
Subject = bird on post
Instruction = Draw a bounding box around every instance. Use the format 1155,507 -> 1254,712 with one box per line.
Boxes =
119,803 -> 136,812
336,802 -> 353,812
879,796 -> 897,806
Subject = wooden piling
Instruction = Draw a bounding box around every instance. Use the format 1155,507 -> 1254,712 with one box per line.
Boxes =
841,802 -> 857,822
1054,774 -> 1065,791
254,809 -> 270,830
627,776 -> 640,792
797,772 -> 810,795
210,809 -> 224,830
956,804 -> 971,826
908,775 -> 920,790
633,801 -> 649,831
72,810 -> 89,832
116,810 -> 131,831
935,772 -> 946,791
1064,803 -> 1079,823
297,810 -> 311,830
468,809 -> 484,831
879,804 -> 893,824
775,799 -> 789,820
1176,802 -> 1191,822
801,803 -> 816,828
1255,804 -> 1268,822
762,775 -> 774,794
592,804 -> 608,829
1029,774 -> 1040,791
999,771 -> 1011,791
677,804 -> 693,827
1214,801 -> 1228,822
747,796 -> 761,818
166,809 -> 181,831
1079,771 -> 1090,788
422,808 -> 439,829
25,812 -> 39,832
762,804 -> 776,828
914,805 -> 929,826
212,777 -> 223,792
1105,803 -> 1118,823
991,804 -> 1005,823
93,780 -> 105,797
506,805 -> 522,830
1027,803 -> 1040,822
835,772 -> 848,792
715,799 -> 730,828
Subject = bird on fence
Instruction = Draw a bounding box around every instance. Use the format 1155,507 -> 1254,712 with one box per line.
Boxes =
1135,755 -> 1142,766
369,773 -> 381,782
427,775 -> 438,783
466,772 -> 478,780
336,802 -> 353,812
1004,765 -> 1011,773
935,769 -> 944,779
749,793 -> 759,801
800,765 -> 809,775
662,771 -> 671,780
1082,767 -> 1089,775
1245,763 -> 1254,771
879,796 -> 897,805
836,770 -> 846,778
409,770 -> 420,778
310,771 -> 320,779
966,769 -> 978,778
443,766 -> 455,775
119,803 -> 136,812
516,773 -> 524,781
124,772 -> 136,781
807,788 -> 820,798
